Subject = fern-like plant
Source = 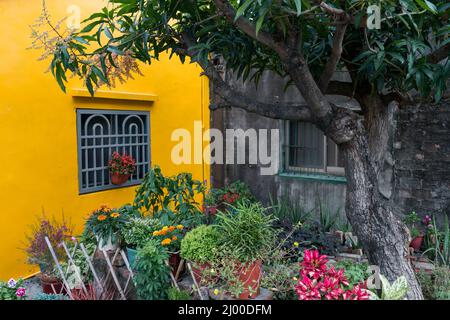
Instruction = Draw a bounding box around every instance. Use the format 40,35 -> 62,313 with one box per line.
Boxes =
134,239 -> 171,300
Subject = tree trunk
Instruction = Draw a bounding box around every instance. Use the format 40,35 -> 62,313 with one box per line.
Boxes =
339,107 -> 423,300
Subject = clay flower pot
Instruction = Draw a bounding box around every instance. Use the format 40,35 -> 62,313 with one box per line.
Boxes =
410,235 -> 424,251
110,172 -> 131,185
236,260 -> 262,300
39,274 -> 65,295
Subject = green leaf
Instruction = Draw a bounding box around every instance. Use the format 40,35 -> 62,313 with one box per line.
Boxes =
293,0 -> 302,16
235,0 -> 253,20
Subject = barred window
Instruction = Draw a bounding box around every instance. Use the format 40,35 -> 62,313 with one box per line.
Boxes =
77,109 -> 151,194
284,121 -> 345,175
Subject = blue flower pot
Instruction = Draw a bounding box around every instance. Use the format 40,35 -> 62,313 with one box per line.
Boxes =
126,247 -> 137,269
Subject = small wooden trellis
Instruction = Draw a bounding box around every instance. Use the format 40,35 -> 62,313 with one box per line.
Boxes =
44,237 -> 198,300
44,236 -> 134,300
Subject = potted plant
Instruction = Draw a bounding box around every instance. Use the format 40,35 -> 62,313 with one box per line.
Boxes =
203,189 -> 220,217
84,204 -> 128,251
121,216 -> 161,268
152,224 -> 185,275
404,211 -> 424,251
25,214 -> 73,294
180,225 -> 220,283
108,151 -> 136,185
215,202 -> 276,299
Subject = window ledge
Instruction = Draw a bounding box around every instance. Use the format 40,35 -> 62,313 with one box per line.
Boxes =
71,89 -> 158,102
278,172 -> 347,184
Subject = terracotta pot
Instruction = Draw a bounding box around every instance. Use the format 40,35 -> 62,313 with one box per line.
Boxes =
70,283 -> 93,297
40,276 -> 65,295
410,235 -> 424,251
236,260 -> 262,300
191,262 -> 210,284
110,173 -> 130,185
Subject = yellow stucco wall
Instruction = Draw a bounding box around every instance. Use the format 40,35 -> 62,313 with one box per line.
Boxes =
0,0 -> 210,280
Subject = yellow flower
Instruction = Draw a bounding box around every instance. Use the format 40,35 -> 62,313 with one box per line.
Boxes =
172,236 -> 178,241
293,242 -> 299,247
213,289 -> 219,295
97,215 -> 107,221
177,224 -> 184,230
110,213 -> 120,218
161,238 -> 172,246
153,230 -> 160,236
293,277 -> 298,281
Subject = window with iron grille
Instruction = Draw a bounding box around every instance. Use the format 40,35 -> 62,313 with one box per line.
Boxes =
77,109 -> 150,194
284,121 -> 345,175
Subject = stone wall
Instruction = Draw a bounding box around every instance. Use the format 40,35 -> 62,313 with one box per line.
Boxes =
392,100 -> 450,224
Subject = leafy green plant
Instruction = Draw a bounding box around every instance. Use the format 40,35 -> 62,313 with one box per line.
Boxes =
167,287 -> 191,300
404,211 -> 422,238
60,239 -> 96,289
180,225 -> 220,263
134,239 -> 171,300
268,195 -> 312,225
84,204 -> 129,244
134,166 -> 205,228
335,260 -> 370,288
121,216 -> 161,249
423,216 -> 450,267
215,202 -> 277,262
416,267 -> 450,300
317,201 -> 340,233
368,275 -> 408,300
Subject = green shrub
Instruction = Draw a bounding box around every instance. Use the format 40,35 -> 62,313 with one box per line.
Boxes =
134,239 -> 171,300
121,216 -> 161,249
335,260 -> 371,288
167,287 -> 191,300
216,202 -> 276,262
417,267 -> 450,300
180,225 -> 219,263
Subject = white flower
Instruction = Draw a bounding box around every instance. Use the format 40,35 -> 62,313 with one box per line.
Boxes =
7,278 -> 17,288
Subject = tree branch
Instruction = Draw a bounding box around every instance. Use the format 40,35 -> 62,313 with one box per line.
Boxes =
213,0 -> 287,56
318,4 -> 350,92
426,42 -> 450,64
180,31 -> 311,121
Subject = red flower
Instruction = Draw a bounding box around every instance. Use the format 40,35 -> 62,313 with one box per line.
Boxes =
343,284 -> 370,300
295,276 -> 321,300
300,249 -> 328,279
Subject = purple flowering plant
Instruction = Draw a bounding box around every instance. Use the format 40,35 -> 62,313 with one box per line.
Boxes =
24,214 -> 74,275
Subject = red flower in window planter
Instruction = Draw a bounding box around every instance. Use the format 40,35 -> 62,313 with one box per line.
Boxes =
108,151 -> 136,185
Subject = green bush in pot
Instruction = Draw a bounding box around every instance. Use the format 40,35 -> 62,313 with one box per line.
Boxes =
214,202 -> 277,299
180,225 -> 220,264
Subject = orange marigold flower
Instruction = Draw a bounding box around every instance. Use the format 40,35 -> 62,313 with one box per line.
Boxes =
176,224 -> 184,230
110,212 -> 120,218
153,230 -> 160,236
172,236 -> 178,241
161,238 -> 172,246
168,226 -> 176,232
97,215 -> 107,221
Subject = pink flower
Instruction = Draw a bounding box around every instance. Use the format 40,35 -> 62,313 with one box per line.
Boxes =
343,284 -> 370,300
295,275 -> 321,300
300,249 -> 328,279
15,287 -> 26,298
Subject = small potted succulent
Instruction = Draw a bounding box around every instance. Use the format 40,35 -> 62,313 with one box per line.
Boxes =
25,214 -> 73,294
180,225 -> 220,283
215,202 -> 276,299
121,216 -> 161,268
404,211 -> 424,251
84,204 -> 128,251
108,151 -> 136,185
